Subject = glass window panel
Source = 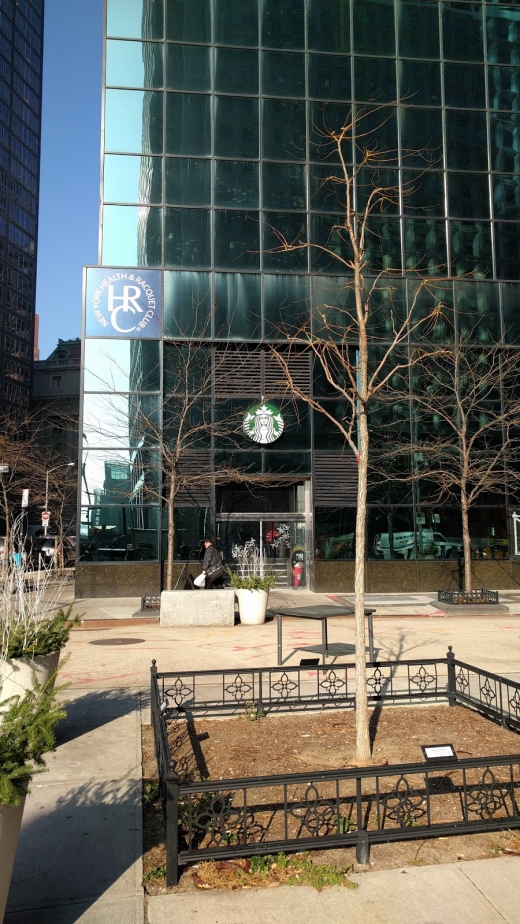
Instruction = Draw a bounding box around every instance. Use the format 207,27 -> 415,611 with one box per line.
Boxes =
446,110 -> 488,171
315,507 -> 356,560
263,98 -> 306,161
455,280 -> 500,343
215,0 -> 258,46
162,507 -> 212,560
398,1 -> 439,58
308,54 -> 351,101
496,223 -> 520,278
309,101 -> 354,163
107,0 -> 163,39
262,0 -> 305,50
263,163 -> 306,211
164,208 -> 211,268
102,206 -> 162,266
310,165 -> 346,213
263,273 -> 310,336
166,44 -> 211,91
442,3 -> 484,62
444,63 -> 485,109
365,217 -> 402,272
489,65 -> 520,111
215,161 -> 259,207
491,112 -> 520,171
163,271 -> 211,337
263,452 -> 311,474
214,97 -> 259,159
365,279 -> 407,337
407,279 -> 454,343
448,172 -> 490,218
313,402 -> 349,449
356,166 -> 400,216
165,158 -> 211,205
215,48 -> 258,94
164,394 -> 212,443
399,61 -> 441,106
262,52 -> 305,97
402,169 -> 445,215
214,273 -> 262,339
311,213 -> 353,272
368,508 -> 416,560
494,174 -> 520,218
167,0 -> 211,43
163,342 -> 212,394
502,280 -> 520,339
83,339 -> 161,392
166,94 -> 211,156
106,40 -> 163,89
81,448 -> 160,507
105,89 -> 163,154
353,0 -> 395,56
308,0 -> 350,53
399,108 -> 443,166
450,220 -> 493,277
487,6 -> 520,64
83,394 -> 161,448
354,106 -> 397,162
403,219 -> 447,274
79,506 -> 159,562
104,154 -> 162,204
355,57 -> 396,104
214,210 -> 260,269
263,213 -> 308,271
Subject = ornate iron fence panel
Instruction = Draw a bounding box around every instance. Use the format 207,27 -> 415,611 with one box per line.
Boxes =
452,658 -> 520,732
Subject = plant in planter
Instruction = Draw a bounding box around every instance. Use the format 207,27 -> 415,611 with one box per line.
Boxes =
227,544 -> 276,625
0,675 -> 66,921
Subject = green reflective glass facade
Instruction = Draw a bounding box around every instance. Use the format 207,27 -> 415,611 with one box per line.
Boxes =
80,0 -> 520,580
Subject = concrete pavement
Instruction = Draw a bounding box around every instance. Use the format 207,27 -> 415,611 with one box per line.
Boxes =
5,588 -> 520,923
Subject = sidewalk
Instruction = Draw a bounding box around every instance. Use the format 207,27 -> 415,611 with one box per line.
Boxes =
5,592 -> 520,922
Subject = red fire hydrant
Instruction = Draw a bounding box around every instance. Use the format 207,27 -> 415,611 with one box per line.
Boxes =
293,561 -> 303,588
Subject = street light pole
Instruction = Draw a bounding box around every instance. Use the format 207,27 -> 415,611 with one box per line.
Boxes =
44,462 -> 74,537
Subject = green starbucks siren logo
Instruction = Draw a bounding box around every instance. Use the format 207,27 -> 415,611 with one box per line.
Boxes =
243,403 -> 284,444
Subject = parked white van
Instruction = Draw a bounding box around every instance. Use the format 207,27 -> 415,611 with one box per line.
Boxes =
373,530 -> 457,559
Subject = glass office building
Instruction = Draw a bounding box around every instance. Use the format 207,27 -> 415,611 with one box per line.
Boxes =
79,0 -> 520,594
0,0 -> 43,408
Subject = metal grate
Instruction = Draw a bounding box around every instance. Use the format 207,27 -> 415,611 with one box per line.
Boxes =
175,452 -> 212,506
438,589 -> 499,605
214,347 -> 311,398
314,451 -> 358,505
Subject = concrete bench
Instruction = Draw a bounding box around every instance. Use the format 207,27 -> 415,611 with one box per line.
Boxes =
160,589 -> 235,627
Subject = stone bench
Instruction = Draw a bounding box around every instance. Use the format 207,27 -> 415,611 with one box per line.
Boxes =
160,589 -> 236,627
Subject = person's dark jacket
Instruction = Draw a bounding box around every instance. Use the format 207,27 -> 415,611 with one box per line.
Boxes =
202,544 -> 223,575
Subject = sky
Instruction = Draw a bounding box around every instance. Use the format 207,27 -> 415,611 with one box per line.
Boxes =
36,0 -> 103,359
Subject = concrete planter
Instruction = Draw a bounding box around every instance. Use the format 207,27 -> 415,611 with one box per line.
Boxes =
160,589 -> 235,626
0,797 -> 25,922
0,651 -> 60,706
236,589 -> 269,625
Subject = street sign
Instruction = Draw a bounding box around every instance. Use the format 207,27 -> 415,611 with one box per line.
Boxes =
0,464 -> 9,473
21,489 -> 29,508
42,511 -> 50,524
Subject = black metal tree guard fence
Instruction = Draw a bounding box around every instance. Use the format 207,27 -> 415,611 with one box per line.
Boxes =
150,648 -> 520,886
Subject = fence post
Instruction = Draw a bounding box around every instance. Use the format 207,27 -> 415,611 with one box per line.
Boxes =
165,768 -> 180,887
355,776 -> 370,864
447,646 -> 456,707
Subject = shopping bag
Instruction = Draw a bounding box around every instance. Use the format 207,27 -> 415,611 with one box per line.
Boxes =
194,572 -> 206,587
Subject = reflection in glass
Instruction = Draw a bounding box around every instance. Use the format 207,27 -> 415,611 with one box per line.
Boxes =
400,108 -> 443,166
442,3 -> 483,62
214,210 -> 260,270
311,213 -> 353,272
83,339 -> 161,392
353,0 -> 395,56
398,1 -> 439,58
444,63 -> 485,109
489,66 -> 520,112
163,342 -> 211,394
165,158 -> 211,205
262,0 -> 305,49
494,174 -> 520,219
308,54 -> 351,101
215,161 -> 259,208
495,223 -> 520,279
262,52 -> 305,98
164,208 -> 211,268
456,280 -> 500,344
166,44 -> 211,91
263,99 -> 306,161
214,97 -> 259,159
105,89 -> 163,154
487,5 -> 520,65
81,448 -> 160,506
107,0 -> 163,39
166,94 -> 211,156
502,280 -> 520,338
162,507 -> 213,560
163,271 -> 211,338
315,507 -> 355,560
263,213 -> 308,271
82,394 -> 161,448
308,0 -> 350,53
263,163 -> 306,210
80,506 -> 159,562
448,173 -> 490,219
450,221 -> 492,277
446,110 -> 488,171
490,112 -> 520,172
215,48 -> 258,94
402,170 -> 445,215
106,40 -> 163,88
403,219 -> 447,274
263,274 -> 310,336
214,273 -> 262,339
310,166 -> 346,213
166,0 -> 211,43
102,206 -> 162,266
104,154 -> 162,204
215,0 -> 258,46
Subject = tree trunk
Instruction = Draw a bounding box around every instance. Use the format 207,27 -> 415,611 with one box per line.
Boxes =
165,474 -> 176,591
461,492 -> 472,593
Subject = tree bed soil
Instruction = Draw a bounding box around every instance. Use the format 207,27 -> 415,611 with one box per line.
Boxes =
142,705 -> 520,894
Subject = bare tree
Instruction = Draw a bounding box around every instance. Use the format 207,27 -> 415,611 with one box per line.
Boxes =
268,107 -> 448,763
0,408 -> 43,565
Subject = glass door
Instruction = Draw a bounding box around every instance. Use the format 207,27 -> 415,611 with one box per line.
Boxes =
218,518 -> 308,588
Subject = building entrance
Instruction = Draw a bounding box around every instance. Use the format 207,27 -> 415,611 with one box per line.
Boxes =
217,517 -> 308,589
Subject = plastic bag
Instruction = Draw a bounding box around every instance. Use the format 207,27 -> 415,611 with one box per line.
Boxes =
194,572 -> 206,588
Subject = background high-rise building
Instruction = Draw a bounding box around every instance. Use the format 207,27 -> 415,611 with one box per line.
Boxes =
0,0 -> 43,409
79,0 -> 520,595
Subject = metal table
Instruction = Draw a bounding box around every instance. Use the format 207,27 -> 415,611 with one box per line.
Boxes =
266,604 -> 376,665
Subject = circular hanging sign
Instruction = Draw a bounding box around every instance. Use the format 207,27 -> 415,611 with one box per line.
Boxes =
243,403 -> 285,444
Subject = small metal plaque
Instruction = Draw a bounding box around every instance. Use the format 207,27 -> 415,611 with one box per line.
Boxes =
422,744 -> 458,761
300,658 -> 320,666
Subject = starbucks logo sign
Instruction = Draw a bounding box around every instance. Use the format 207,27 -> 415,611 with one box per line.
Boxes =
243,403 -> 284,444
